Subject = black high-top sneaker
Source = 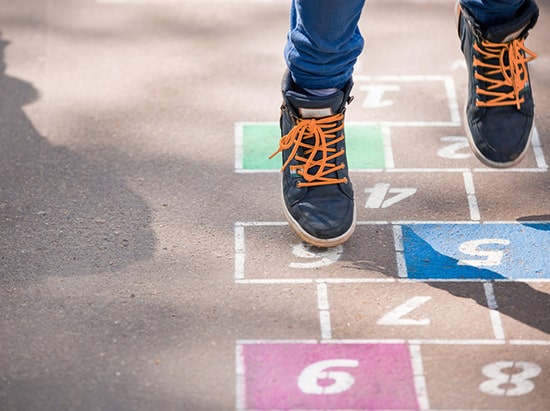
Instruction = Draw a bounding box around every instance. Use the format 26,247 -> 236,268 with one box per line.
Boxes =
457,0 -> 538,168
270,71 -> 356,247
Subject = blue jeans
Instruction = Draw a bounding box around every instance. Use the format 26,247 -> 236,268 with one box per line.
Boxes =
285,0 -> 531,89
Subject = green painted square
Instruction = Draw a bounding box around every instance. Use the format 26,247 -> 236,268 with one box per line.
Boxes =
239,123 -> 386,170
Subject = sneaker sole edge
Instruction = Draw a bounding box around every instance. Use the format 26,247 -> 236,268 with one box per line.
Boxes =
280,184 -> 357,248
462,101 -> 533,169
283,202 -> 357,248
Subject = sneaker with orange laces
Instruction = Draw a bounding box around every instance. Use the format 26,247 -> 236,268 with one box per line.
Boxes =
270,71 -> 356,247
457,0 -> 538,168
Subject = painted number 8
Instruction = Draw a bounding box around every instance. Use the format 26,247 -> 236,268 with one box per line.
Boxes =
298,359 -> 359,395
479,361 -> 542,396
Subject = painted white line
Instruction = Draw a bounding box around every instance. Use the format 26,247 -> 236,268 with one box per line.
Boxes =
236,219 -> 549,228
322,338 -> 407,344
474,167 -> 548,173
234,123 -> 244,172
352,121 -> 462,127
393,225 -> 408,278
483,282 -> 505,340
532,126 -> 549,169
462,171 -> 476,195
392,220 -> 481,225
237,339 -> 320,345
462,171 -> 481,221
238,338 -> 550,346
356,221 -> 391,225
510,340 -> 550,345
238,277 -> 550,284
234,224 -> 245,280
235,169 -> 278,174
316,282 -> 330,310
235,221 -> 288,227
235,344 -> 246,411
409,344 -> 430,411
315,278 -> 396,284
401,278 -> 550,283
317,282 -> 332,340
236,279 -> 315,285
410,339 -> 507,345
443,76 -> 461,124
319,311 -> 332,340
326,339 -> 507,345
386,167 -> 470,173
382,125 -> 395,169
393,225 -> 404,252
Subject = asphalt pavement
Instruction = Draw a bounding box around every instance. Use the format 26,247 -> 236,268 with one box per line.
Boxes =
1,0 -> 549,410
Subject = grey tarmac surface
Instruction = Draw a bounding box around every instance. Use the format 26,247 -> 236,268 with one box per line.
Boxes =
0,0 -> 549,410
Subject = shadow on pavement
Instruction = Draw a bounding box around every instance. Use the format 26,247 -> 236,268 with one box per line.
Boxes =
0,35 -> 156,282
401,226 -> 550,335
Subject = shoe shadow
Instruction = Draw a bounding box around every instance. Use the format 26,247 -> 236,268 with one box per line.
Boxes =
0,35 -> 156,281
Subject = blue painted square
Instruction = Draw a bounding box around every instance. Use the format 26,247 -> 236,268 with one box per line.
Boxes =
401,223 -> 549,280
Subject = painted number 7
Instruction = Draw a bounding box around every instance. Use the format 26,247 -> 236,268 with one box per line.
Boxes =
458,238 -> 510,267
298,359 -> 359,395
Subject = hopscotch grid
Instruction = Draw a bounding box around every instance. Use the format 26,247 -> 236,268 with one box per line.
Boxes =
235,220 -> 550,282
234,215 -> 550,410
235,121 -> 547,172
234,83 -> 548,406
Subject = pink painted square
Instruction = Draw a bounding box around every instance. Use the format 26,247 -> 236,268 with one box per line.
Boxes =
242,342 -> 419,410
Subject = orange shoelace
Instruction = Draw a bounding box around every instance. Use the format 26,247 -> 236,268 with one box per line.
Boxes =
269,113 -> 348,187
474,37 -> 537,109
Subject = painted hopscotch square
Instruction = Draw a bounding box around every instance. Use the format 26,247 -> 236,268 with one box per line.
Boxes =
400,223 -> 550,280
234,223 -> 399,281
238,342 -> 419,410
421,344 -> 550,411
235,122 -> 388,171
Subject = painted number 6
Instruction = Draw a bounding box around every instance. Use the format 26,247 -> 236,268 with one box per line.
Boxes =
298,359 -> 359,395
479,361 -> 542,396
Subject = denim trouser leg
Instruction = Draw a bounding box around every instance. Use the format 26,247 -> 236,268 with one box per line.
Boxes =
284,0 -> 365,90
284,0 -> 535,90
460,0 -> 532,25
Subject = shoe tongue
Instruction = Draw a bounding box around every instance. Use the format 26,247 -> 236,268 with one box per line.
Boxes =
286,90 -> 345,119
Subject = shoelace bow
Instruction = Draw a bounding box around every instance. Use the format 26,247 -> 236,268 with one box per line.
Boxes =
269,113 -> 348,187
474,37 -> 537,109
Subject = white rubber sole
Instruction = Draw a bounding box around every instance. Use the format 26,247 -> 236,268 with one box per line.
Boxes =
463,101 -> 533,169
281,189 -> 357,248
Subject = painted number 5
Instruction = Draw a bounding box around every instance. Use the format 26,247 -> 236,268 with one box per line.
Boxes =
458,238 -> 510,267
298,359 -> 359,395
480,361 -> 542,396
